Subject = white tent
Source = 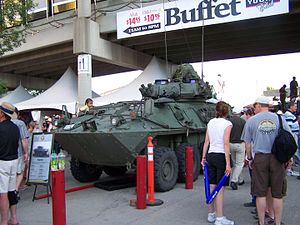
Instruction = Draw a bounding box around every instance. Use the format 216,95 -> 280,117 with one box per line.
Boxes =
93,57 -> 169,106
15,67 -> 99,114
0,84 -> 33,104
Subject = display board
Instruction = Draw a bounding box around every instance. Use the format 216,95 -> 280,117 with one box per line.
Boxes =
27,133 -> 54,185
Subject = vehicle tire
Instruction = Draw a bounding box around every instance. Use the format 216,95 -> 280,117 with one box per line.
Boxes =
103,166 -> 127,177
154,146 -> 178,192
198,142 -> 204,174
175,143 -> 201,183
70,157 -> 102,182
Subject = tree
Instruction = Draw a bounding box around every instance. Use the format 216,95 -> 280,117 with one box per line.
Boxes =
0,0 -> 34,56
0,79 -> 8,96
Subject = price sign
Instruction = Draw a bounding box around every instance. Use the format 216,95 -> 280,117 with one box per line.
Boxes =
117,4 -> 164,39
117,0 -> 289,39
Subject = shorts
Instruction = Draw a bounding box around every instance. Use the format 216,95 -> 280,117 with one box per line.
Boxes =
206,153 -> 229,186
0,159 -> 18,193
251,153 -> 285,198
17,155 -> 25,174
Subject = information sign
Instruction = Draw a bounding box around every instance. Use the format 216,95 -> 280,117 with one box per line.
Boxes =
78,54 -> 92,74
27,133 -> 54,185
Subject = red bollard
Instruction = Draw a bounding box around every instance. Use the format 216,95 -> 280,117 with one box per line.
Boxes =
51,170 -> 66,225
185,145 -> 193,189
136,155 -> 147,209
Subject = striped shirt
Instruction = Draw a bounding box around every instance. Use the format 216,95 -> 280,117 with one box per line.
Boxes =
283,110 -> 299,134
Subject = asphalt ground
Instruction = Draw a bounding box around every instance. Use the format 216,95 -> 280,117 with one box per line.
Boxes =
16,158 -> 300,225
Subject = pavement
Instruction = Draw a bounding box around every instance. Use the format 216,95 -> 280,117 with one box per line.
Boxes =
16,159 -> 300,225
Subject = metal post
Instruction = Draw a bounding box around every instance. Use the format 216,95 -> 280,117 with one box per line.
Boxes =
51,170 -> 66,225
136,155 -> 146,209
185,146 -> 193,189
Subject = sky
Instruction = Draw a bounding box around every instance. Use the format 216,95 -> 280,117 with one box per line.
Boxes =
92,52 -> 300,112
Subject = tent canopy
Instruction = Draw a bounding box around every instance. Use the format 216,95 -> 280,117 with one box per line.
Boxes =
0,84 -> 33,104
15,67 -> 99,114
93,57 -> 169,106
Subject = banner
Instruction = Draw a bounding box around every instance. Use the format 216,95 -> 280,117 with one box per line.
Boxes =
117,0 -> 289,39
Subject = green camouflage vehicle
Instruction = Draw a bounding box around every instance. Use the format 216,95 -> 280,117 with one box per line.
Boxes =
54,64 -> 216,192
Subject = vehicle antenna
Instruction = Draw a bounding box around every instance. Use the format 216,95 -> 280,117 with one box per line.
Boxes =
201,7 -> 205,81
162,0 -> 169,73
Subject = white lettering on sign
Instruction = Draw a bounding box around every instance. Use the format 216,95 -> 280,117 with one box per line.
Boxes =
117,0 -> 288,39
78,54 -> 92,74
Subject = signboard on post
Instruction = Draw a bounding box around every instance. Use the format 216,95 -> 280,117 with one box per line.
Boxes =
117,0 -> 289,39
27,133 -> 54,185
78,54 -> 92,74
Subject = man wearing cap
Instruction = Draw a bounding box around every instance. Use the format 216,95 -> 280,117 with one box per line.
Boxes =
0,102 -> 20,225
242,96 -> 291,225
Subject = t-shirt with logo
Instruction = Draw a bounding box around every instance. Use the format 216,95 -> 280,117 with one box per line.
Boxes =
242,112 -> 291,154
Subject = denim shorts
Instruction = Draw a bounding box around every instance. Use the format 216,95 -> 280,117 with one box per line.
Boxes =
251,153 -> 285,198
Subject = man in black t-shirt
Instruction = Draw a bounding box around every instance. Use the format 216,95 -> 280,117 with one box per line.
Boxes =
0,102 -> 20,225
228,115 -> 246,190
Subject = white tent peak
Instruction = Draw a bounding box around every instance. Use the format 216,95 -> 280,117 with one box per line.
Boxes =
94,57 -> 170,106
15,67 -> 98,114
0,84 -> 33,104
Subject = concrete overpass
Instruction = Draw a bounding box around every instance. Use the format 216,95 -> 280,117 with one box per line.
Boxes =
0,0 -> 299,103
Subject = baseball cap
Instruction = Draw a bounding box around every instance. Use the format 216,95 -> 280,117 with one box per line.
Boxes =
0,102 -> 17,119
254,96 -> 271,105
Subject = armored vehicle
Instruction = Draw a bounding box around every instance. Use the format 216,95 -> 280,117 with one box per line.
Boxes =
33,146 -> 49,158
54,64 -> 216,192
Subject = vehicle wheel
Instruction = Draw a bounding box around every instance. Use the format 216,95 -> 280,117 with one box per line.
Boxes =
175,143 -> 201,183
103,166 -> 127,177
198,142 -> 204,174
154,146 -> 178,192
70,157 -> 102,182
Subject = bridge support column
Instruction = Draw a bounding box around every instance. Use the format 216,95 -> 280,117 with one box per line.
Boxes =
77,54 -> 92,109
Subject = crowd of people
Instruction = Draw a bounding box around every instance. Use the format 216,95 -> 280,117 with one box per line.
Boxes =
0,101 -> 62,225
1,82 -> 298,225
202,84 -> 299,225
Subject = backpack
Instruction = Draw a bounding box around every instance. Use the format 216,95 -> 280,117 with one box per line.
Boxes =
271,114 -> 297,163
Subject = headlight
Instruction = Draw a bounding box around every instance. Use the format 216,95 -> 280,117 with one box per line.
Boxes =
111,117 -> 118,126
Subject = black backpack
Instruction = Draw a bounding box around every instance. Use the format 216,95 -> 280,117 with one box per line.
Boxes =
271,114 -> 297,163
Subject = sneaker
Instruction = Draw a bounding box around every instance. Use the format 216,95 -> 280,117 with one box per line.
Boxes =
287,169 -> 300,176
238,180 -> 245,185
251,208 -> 257,214
265,216 -> 274,225
230,182 -> 238,190
208,212 -> 216,223
244,202 -> 256,207
214,217 -> 234,225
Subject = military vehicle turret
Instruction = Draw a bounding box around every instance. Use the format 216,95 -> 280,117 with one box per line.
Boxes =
54,64 -> 216,192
